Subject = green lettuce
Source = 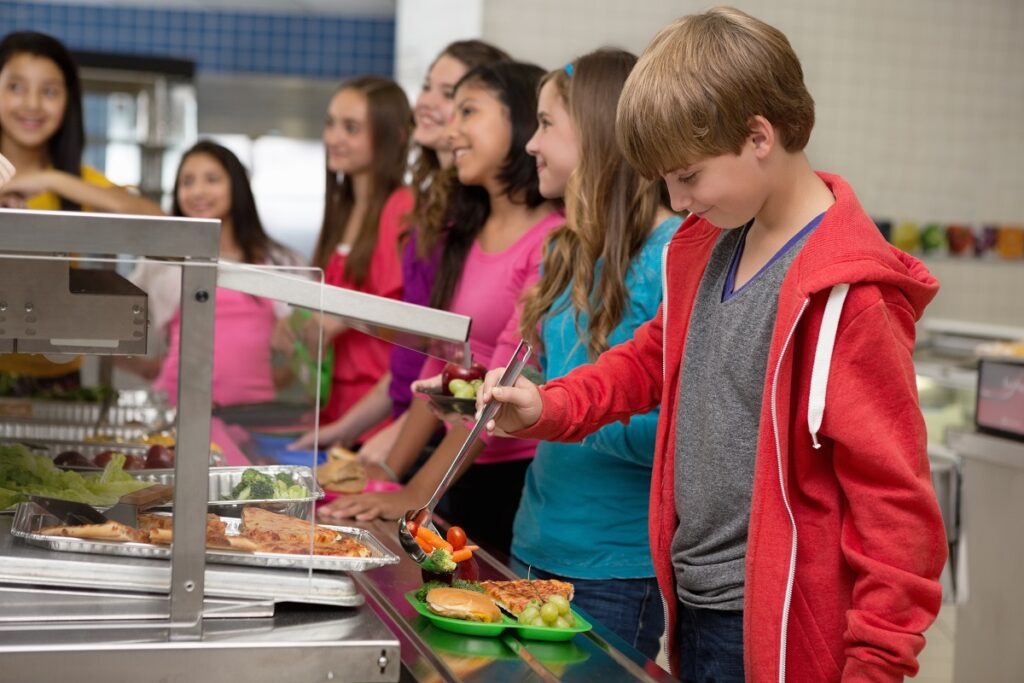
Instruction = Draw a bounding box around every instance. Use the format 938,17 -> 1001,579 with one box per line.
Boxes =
0,444 -> 150,510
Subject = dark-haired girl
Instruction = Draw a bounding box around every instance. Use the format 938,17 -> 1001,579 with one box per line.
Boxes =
319,62 -> 561,556
0,31 -> 163,390
133,141 -> 303,406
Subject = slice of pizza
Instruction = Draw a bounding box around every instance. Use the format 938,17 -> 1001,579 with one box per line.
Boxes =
38,520 -> 150,544
240,506 -> 340,545
478,579 -> 575,615
147,514 -> 230,546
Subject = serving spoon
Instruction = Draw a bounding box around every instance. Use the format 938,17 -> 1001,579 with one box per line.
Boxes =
398,340 -> 532,567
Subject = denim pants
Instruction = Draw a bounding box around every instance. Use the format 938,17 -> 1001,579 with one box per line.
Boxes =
509,556 -> 665,660
677,604 -> 745,683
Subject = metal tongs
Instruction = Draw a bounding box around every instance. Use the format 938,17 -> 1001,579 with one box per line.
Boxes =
398,339 -> 532,566
28,484 -> 174,527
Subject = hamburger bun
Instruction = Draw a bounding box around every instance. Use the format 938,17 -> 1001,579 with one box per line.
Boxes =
425,587 -> 502,623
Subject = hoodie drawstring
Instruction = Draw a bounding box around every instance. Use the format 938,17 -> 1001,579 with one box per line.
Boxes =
808,283 -> 849,448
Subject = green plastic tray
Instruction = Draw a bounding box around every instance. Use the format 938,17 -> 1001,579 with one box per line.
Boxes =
405,591 -> 592,642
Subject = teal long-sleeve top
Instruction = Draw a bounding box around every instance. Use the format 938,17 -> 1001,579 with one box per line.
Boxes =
511,216 -> 680,578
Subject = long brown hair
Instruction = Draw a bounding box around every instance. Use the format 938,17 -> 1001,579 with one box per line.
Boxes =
408,40 -> 510,259
312,76 -> 412,284
520,49 -> 665,359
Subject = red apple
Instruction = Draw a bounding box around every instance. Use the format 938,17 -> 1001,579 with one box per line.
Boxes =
144,444 -> 175,469
441,361 -> 487,396
92,450 -> 117,468
123,454 -> 146,470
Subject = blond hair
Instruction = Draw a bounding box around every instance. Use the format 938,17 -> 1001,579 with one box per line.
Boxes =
520,49 -> 664,360
617,6 -> 814,179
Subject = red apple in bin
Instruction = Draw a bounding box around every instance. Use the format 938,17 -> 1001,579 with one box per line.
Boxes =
441,361 -> 487,396
144,444 -> 175,469
54,450 -> 92,468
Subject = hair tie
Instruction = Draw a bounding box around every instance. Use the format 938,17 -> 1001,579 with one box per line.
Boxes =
564,63 -> 574,77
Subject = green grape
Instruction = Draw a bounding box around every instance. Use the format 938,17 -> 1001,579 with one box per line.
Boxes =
564,612 -> 576,627
448,379 -> 470,395
540,602 -> 559,624
517,611 -> 532,625
554,616 -> 571,629
520,607 -> 540,624
549,594 -> 570,615
531,616 -> 546,627
454,387 -> 476,399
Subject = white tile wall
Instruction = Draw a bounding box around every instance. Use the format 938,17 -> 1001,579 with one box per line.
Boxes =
481,0 -> 1024,327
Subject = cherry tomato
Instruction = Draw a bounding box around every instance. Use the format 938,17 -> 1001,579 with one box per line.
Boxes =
405,519 -> 419,538
446,526 -> 467,551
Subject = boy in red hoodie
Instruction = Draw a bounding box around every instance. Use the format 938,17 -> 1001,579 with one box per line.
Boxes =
480,7 -> 947,682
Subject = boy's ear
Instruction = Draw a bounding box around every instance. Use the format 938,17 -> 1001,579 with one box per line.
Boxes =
747,115 -> 775,159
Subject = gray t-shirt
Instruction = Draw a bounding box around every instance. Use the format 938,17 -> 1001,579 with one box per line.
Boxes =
672,219 -> 818,610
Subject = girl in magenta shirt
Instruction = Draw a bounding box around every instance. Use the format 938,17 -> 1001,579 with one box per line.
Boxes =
152,140 -> 303,407
320,62 -> 561,555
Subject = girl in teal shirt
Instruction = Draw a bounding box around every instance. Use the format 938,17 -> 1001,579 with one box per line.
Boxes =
514,49 -> 680,659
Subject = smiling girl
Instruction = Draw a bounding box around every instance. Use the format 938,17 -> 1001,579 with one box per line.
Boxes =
511,49 -> 679,659
0,31 -> 163,393
284,77 -> 414,437
133,141 -> 303,406
319,62 -> 561,556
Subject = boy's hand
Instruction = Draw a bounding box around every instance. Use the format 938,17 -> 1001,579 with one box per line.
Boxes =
476,367 -> 542,436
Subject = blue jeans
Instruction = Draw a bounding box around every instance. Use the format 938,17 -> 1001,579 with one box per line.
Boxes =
509,556 -> 665,660
677,604 -> 745,683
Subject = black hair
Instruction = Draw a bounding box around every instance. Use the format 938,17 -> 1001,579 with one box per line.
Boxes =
0,31 -> 85,211
171,140 -> 279,265
429,61 -> 547,310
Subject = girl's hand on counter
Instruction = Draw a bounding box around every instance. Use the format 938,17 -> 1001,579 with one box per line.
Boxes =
316,487 -> 416,522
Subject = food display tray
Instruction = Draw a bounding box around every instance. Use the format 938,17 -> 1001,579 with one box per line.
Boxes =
0,390 -> 172,427
11,503 -> 399,573
133,465 -> 324,518
404,591 -> 592,642
0,421 -> 151,443
0,515 -> 362,607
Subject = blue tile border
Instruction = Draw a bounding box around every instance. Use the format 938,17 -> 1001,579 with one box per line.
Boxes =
0,1 -> 395,78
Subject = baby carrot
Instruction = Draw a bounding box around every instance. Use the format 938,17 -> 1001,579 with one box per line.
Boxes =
416,525 -> 454,552
451,548 -> 473,563
415,536 -> 433,554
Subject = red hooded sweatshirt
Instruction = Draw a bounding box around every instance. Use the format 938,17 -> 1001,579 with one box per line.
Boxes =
517,173 -> 947,681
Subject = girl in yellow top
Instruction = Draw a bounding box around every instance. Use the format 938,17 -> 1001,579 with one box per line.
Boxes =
0,31 -> 163,387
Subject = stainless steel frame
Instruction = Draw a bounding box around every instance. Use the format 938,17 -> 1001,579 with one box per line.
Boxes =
0,208 -> 473,681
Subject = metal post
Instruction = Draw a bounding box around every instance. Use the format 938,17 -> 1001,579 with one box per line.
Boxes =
168,259 -> 217,638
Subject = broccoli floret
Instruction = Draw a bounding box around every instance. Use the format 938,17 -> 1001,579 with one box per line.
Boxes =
246,478 -> 276,500
241,468 -> 266,485
275,472 -> 293,485
421,548 -> 456,574
227,483 -> 251,500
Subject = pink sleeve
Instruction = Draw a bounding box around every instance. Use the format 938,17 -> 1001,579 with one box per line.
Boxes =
489,233 -> 545,369
368,187 -> 413,299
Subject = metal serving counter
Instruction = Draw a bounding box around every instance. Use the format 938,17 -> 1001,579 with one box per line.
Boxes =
0,512 -> 674,682
349,517 -> 675,683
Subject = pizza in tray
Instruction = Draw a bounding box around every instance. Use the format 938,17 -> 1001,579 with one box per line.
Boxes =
240,506 -> 340,545
146,514 -> 231,546
478,579 -> 575,615
253,538 -> 372,558
38,520 -> 150,544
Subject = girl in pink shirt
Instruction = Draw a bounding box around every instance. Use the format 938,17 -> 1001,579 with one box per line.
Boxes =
151,140 -> 303,407
320,62 -> 561,556
285,77 -> 414,442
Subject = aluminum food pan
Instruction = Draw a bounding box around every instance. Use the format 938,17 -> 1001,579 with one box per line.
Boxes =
0,390 -> 172,427
133,465 -> 324,518
0,509 -> 363,606
0,421 -> 150,443
11,504 -> 398,573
